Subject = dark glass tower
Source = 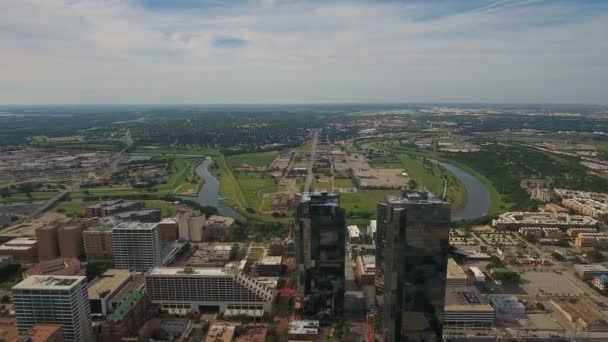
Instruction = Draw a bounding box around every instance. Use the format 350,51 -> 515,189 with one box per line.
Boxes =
375,191 -> 451,342
295,191 -> 346,315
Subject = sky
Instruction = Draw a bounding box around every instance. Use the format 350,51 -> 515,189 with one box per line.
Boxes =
0,0 -> 607,105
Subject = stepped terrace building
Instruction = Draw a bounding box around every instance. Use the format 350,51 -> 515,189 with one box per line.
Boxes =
145,265 -> 274,317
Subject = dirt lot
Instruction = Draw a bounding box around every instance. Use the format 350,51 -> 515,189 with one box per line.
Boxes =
521,272 -> 584,297
358,168 -> 408,189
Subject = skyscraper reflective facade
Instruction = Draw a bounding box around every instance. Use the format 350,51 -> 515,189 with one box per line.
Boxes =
295,191 -> 346,315
375,191 -> 451,342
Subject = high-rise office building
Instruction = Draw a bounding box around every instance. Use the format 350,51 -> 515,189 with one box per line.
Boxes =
295,191 -> 346,315
375,191 -> 451,342
112,222 -> 162,272
13,275 -> 93,342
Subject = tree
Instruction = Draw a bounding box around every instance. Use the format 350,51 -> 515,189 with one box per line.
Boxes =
86,261 -> 112,281
408,179 -> 418,189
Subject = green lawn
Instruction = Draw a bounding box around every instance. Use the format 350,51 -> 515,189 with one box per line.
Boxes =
144,200 -> 191,217
213,155 -> 248,209
235,173 -> 278,212
133,145 -> 218,156
333,178 -> 354,189
341,190 -> 400,217
157,159 -> 204,196
228,151 -> 279,168
52,201 -> 94,216
0,191 -> 57,204
292,144 -> 313,151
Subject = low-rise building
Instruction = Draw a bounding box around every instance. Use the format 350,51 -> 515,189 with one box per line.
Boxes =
88,269 -> 134,317
492,212 -> 598,231
236,323 -> 267,342
22,258 -> 81,278
575,233 -> 608,248
567,227 -> 598,238
446,258 -> 468,287
562,198 -> 608,222
551,297 -> 608,331
253,256 -> 283,277
205,321 -> 239,342
288,320 -> 319,341
86,200 -> 143,217
575,264 -> 608,280
0,237 -> 38,263
113,209 -> 161,223
205,215 -> 234,241
347,225 -> 361,244
443,287 -> 494,329
488,294 -> 525,318
592,274 -> 608,293
21,323 -> 64,342
367,220 -> 377,243
100,290 -> 148,342
355,255 -> 375,285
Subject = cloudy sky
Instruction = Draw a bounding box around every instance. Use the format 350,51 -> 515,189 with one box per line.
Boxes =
1,0 -> 607,104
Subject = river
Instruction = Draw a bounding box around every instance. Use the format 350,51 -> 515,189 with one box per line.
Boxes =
180,157 -> 245,221
359,142 -> 490,220
431,160 -> 490,221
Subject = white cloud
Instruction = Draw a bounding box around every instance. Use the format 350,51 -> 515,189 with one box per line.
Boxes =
0,0 -> 606,104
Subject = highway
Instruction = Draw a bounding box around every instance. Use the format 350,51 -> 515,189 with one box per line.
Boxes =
303,129 -> 319,193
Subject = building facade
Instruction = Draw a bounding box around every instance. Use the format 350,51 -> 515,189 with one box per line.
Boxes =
12,275 -> 93,342
112,222 -> 162,272
295,191 -> 346,315
375,191 -> 451,342
145,266 -> 274,316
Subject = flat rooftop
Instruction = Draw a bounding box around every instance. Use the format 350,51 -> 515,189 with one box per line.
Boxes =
289,320 -> 319,335
88,269 -> 132,300
447,258 -> 467,280
444,287 -> 494,312
147,267 -> 230,277
207,215 -> 235,225
112,221 -> 158,231
258,256 -> 282,266
13,275 -> 85,290
0,213 -> 65,239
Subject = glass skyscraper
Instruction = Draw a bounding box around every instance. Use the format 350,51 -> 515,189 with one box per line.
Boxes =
375,191 -> 451,342
295,191 -> 346,315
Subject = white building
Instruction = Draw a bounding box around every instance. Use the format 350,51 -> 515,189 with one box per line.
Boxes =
145,265 -> 274,317
488,294 -> 525,318
113,221 -> 162,272
178,211 -> 206,242
13,275 -> 93,342
347,225 -> 361,244
469,267 -> 486,283
367,220 -> 377,243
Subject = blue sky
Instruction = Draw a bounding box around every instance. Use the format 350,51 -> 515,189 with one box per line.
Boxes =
0,0 -> 607,104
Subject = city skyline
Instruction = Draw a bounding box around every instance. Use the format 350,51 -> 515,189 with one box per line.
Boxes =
1,0 -> 607,105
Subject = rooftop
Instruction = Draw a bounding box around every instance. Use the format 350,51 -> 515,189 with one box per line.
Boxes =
108,290 -> 143,322
575,264 -> 608,272
30,323 -> 63,341
258,256 -> 282,266
447,258 -> 467,280
347,225 -> 361,238
88,269 -> 132,300
205,321 -> 239,342
207,215 -> 235,225
112,221 -> 158,231
147,266 -> 230,277
288,320 -> 319,335
444,287 -> 494,312
13,275 -> 85,290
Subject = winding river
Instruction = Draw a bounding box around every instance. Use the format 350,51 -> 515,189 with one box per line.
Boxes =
181,157 -> 245,221
431,160 -> 490,221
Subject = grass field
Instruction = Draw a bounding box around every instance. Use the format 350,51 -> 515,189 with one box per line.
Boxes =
341,190 -> 400,217
52,199 -> 190,217
134,145 -> 218,156
333,178 -> 354,189
158,159 -> 204,196
234,173 -> 278,212
228,151 -> 279,168
0,191 -> 57,204
292,144 -> 313,151
213,155 -> 248,209
52,201 -> 93,216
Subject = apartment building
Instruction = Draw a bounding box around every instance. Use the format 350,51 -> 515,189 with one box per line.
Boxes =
13,275 -> 93,342
575,233 -> 608,248
113,222 -> 162,272
83,223 -> 114,261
